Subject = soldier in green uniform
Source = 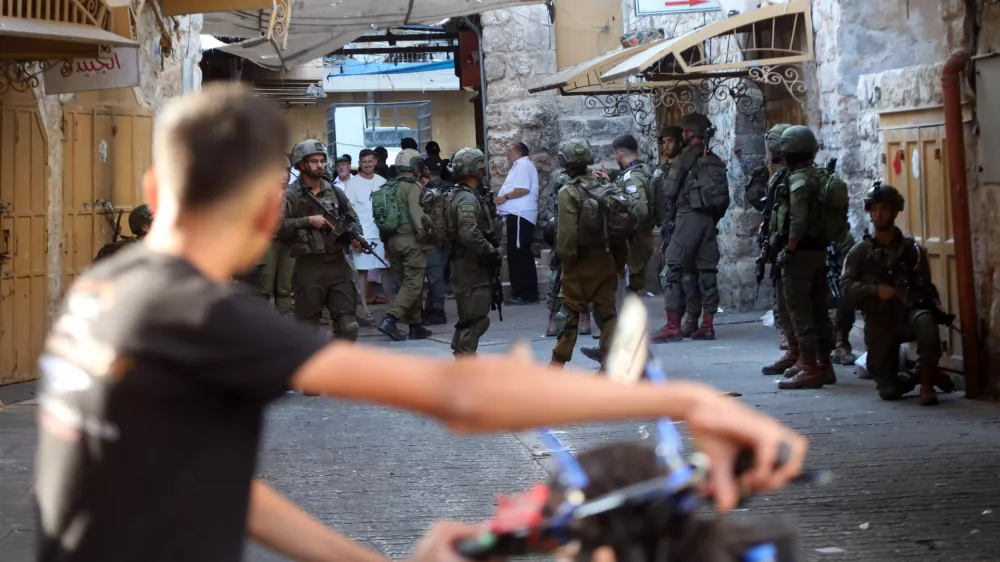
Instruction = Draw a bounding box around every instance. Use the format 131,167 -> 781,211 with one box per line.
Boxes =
447,147 -> 501,356
93,204 -> 154,264
377,148 -> 432,341
840,182 -> 955,405
420,158 -> 452,325
539,169 -> 567,337
257,156 -> 296,314
550,138 -> 625,368
830,229 -> 859,365
606,134 -> 654,295
774,126 -> 836,390
758,124 -> 801,375
651,125 -> 701,342
278,139 -> 365,342
660,113 -> 728,341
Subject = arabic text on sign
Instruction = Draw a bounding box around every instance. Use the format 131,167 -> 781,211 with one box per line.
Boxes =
61,52 -> 123,78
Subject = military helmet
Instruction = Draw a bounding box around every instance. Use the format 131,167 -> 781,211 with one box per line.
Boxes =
779,125 -> 819,155
283,155 -> 292,168
129,204 -> 153,235
395,148 -> 423,171
863,180 -> 905,212
558,138 -> 594,167
291,139 -> 327,166
680,113 -> 715,138
765,124 -> 792,152
657,125 -> 683,141
450,147 -> 486,178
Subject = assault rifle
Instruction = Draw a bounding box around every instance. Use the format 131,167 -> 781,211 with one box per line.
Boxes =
302,189 -> 389,269
826,245 -> 843,302
93,203 -> 135,263
753,167 -> 789,304
489,251 -> 505,322
882,241 -> 956,327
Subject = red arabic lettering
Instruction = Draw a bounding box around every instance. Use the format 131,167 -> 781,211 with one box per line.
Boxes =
60,52 -> 122,78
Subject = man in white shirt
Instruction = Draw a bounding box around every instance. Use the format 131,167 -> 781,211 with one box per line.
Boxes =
333,155 -> 352,191
495,142 -> 540,304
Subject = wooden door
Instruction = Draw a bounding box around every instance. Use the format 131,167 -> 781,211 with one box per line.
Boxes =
764,97 -> 805,174
883,125 -> 960,370
0,95 -> 49,385
62,107 -> 153,289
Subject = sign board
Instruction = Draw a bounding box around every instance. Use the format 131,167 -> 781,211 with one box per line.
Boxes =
977,56 -> 1000,184
43,47 -> 140,95
635,0 -> 722,16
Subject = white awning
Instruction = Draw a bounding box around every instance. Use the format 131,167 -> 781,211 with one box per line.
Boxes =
203,0 -> 547,70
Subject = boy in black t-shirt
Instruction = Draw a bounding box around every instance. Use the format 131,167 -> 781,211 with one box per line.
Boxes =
35,83 -> 807,562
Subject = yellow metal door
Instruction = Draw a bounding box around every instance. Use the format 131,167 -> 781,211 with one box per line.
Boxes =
764,98 -> 805,175
62,107 -> 153,289
0,97 -> 49,385
883,125 -> 961,371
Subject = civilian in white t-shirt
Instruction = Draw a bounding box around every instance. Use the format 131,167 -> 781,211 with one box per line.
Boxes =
495,142 -> 540,304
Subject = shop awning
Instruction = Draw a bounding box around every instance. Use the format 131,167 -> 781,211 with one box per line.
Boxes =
201,0 -> 546,70
526,41 -> 662,95
0,3 -> 136,61
601,0 -> 813,82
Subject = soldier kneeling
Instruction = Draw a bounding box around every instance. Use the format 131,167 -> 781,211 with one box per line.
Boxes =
840,182 -> 955,405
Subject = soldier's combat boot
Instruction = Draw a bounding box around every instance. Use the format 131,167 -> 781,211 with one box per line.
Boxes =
579,312 -> 592,336
778,354 -> 825,389
817,352 -> 837,385
833,330 -> 857,365
917,361 -> 952,406
409,323 -> 432,340
783,354 -> 808,379
691,313 -> 716,341
762,343 -> 799,376
421,308 -> 448,326
545,311 -> 559,337
681,314 -> 699,338
778,328 -> 789,350
581,347 -> 603,364
378,314 -> 407,342
652,312 -> 684,344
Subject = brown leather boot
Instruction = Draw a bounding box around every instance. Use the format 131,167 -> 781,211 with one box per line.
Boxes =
691,312 -> 716,340
579,312 -> 592,336
545,311 -> 558,337
762,343 -> 799,376
783,355 -> 808,379
833,330 -> 857,365
778,328 -> 789,350
817,352 -> 837,385
917,361 -> 948,406
681,314 -> 699,338
652,312 -> 684,343
778,354 -> 825,389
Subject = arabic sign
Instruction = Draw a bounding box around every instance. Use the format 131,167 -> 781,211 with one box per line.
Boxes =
43,47 -> 140,95
635,0 -> 722,16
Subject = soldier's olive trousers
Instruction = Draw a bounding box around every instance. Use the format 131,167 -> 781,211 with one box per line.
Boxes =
546,253 -> 562,313
293,254 -> 359,341
627,229 -> 654,294
781,250 -> 832,356
552,252 -> 619,364
864,307 -> 942,384
260,239 -> 295,315
387,234 -> 427,324
831,237 -> 857,335
451,255 -> 493,356
664,213 -> 719,314
424,243 -> 449,313
775,273 -> 796,347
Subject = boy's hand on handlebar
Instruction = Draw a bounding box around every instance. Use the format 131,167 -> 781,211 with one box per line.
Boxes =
684,390 -> 807,512
409,521 -> 495,562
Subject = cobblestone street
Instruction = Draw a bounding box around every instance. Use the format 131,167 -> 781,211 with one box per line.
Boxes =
2,298 -> 1000,561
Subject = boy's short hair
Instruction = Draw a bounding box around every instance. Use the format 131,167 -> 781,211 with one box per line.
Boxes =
154,83 -> 289,211
612,134 -> 639,154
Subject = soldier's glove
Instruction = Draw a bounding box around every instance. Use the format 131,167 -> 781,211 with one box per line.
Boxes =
776,249 -> 793,265
486,246 -> 502,267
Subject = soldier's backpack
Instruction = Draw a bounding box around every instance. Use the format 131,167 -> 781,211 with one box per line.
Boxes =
815,167 -> 850,244
575,175 -> 640,247
687,151 -> 731,223
418,181 -> 454,245
93,236 -> 137,264
371,178 -> 416,234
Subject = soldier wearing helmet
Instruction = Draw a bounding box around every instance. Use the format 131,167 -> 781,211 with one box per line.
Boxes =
768,125 -> 836,391
374,148 -> 432,342
538,166 -> 569,338
652,124 -> 699,343
93,204 -> 154,263
254,155 -> 296,314
840,181 -> 955,405
658,112 -> 729,342
446,147 -> 501,356
278,139 -> 366,345
549,138 -> 625,369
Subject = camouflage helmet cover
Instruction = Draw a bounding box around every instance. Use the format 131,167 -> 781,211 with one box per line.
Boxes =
291,139 -> 328,166
450,147 -> 486,178
394,148 -> 423,171
558,138 -> 594,167
779,125 -> 819,155
765,124 -> 792,152
284,155 -> 292,168
129,204 -> 153,234
864,180 -> 905,212
657,125 -> 683,140
680,112 -> 715,138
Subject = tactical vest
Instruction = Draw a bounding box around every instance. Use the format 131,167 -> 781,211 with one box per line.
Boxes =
289,180 -> 351,257
419,179 -> 454,246
684,151 -> 730,223
574,175 -> 640,248
618,161 -> 655,230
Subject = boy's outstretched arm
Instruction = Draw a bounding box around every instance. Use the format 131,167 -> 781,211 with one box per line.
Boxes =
290,344 -> 807,511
